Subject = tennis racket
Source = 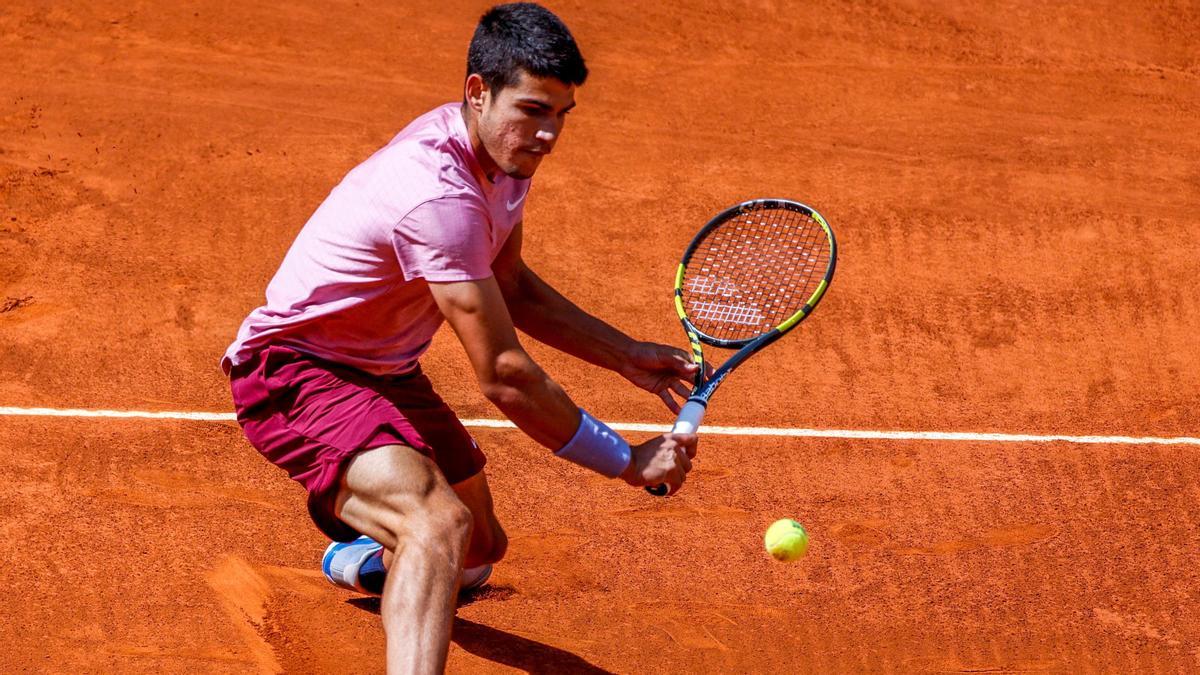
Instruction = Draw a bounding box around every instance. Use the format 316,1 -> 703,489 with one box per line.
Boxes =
647,198 -> 837,496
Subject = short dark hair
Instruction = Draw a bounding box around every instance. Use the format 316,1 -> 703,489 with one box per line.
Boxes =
466,3 -> 588,92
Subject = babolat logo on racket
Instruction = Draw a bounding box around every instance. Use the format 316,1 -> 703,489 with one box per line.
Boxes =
697,370 -> 732,399
687,276 -> 740,297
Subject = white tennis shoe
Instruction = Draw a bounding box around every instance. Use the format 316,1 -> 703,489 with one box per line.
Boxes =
322,536 -> 492,596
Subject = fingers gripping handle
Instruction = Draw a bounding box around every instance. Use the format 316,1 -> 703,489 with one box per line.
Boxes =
646,400 -> 706,497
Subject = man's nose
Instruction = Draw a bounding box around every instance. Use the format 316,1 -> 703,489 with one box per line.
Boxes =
535,118 -> 561,144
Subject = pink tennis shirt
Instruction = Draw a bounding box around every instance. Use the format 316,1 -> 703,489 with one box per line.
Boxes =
222,103 -> 529,376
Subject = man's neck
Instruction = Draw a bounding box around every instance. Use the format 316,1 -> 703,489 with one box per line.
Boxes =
460,104 -> 499,188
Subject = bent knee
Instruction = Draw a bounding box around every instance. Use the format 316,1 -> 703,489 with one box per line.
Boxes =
467,520 -> 508,566
342,445 -> 473,546
413,492 -> 473,546
374,486 -> 473,559
486,524 -> 509,563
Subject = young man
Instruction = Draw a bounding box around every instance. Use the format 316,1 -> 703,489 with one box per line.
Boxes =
223,3 -> 698,672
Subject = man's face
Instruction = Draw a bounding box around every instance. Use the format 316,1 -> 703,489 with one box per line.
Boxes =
475,70 -> 576,180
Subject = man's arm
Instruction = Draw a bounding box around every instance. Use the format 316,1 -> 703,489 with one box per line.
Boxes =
429,275 -> 580,449
492,223 -> 635,371
428,276 -> 697,492
493,222 -> 700,411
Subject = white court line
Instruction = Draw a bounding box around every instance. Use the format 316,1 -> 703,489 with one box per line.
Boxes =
1,406 -> 1198,446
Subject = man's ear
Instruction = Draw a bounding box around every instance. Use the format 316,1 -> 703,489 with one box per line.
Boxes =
465,73 -> 489,113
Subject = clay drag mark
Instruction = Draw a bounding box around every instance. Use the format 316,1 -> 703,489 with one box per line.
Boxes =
3,0 -> 1200,672
205,556 -> 283,675
0,419 -> 306,672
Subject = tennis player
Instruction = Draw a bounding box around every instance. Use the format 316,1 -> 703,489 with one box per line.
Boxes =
222,3 -> 697,671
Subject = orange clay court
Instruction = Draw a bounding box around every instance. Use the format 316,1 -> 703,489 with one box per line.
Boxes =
2,1 -> 1199,672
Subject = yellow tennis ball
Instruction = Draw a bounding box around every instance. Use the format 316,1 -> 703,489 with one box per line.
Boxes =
764,518 -> 809,562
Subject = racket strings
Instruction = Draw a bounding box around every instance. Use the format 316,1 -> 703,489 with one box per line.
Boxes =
682,204 -> 832,342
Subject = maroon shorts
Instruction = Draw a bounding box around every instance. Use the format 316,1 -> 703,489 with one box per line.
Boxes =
229,345 -> 486,542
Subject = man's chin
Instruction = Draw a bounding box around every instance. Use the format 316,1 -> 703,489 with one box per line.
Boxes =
505,167 -> 537,180
502,157 -> 543,181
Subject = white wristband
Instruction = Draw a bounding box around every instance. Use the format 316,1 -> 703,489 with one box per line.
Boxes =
554,409 -> 632,478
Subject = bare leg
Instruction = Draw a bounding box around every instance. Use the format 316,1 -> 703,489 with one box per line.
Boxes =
451,470 -> 509,569
378,469 -> 509,573
334,445 -> 472,675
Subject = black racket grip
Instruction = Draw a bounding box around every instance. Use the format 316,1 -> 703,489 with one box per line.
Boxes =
645,484 -> 669,497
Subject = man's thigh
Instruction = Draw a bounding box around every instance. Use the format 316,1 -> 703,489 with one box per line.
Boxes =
334,444 -> 470,551
231,346 -> 486,542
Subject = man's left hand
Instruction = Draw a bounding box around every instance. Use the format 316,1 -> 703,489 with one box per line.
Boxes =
619,341 -> 705,413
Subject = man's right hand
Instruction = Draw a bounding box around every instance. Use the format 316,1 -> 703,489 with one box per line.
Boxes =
621,433 -> 698,495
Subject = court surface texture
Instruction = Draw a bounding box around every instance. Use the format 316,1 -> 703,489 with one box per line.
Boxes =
2,1 -> 1198,672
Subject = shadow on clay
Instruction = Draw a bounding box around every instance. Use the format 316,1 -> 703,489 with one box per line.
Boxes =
451,617 -> 615,675
346,589 -> 613,674
345,584 -> 518,614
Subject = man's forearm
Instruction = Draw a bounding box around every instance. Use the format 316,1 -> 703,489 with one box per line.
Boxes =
485,357 -> 633,479
505,266 -> 635,372
481,352 -> 583,450
430,275 -> 635,477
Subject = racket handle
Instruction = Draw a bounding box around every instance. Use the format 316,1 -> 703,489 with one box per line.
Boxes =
646,400 -> 707,497
670,399 -> 707,435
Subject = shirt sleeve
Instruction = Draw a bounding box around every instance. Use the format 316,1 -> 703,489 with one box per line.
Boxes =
392,196 -> 494,282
